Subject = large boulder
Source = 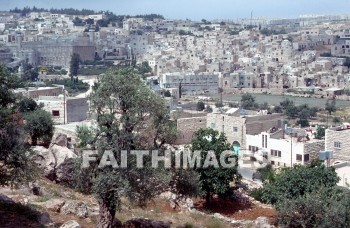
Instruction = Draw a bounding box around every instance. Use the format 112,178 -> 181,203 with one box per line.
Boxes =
44,199 -> 66,213
49,145 -> 77,183
61,200 -> 89,218
33,144 -> 77,183
60,220 -> 81,228
51,133 -> 68,147
123,218 -> 171,228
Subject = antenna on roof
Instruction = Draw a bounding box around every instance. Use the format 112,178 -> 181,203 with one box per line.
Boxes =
250,10 -> 253,30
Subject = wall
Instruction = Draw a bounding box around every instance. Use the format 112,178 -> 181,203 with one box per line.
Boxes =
175,116 -> 207,145
66,98 -> 88,123
325,128 -> 350,161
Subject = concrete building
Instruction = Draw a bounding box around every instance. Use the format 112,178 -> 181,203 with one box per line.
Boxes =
37,96 -> 88,124
246,129 -> 324,167
325,124 -> 350,162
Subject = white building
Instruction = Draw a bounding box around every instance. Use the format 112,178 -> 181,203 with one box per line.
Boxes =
245,128 -> 324,167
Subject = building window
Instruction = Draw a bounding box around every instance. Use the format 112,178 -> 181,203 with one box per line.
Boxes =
296,154 -> 302,161
334,141 -> 342,149
233,127 -> 238,132
222,125 -> 224,133
271,149 -> 281,157
249,145 -> 258,152
52,110 -> 60,117
211,123 -> 216,129
304,154 -> 310,162
271,161 -> 275,165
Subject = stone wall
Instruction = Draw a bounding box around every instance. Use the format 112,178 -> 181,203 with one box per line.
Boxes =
304,140 -> 325,164
325,129 -> 350,161
175,116 -> 207,145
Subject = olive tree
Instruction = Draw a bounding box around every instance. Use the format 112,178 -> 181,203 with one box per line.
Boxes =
75,68 -> 179,227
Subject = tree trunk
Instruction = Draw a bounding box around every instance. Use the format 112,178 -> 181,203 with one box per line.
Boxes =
206,192 -> 211,205
97,199 -> 116,228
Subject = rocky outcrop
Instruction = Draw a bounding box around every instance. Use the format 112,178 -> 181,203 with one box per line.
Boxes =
32,133 -> 77,183
52,133 -> 68,147
44,199 -> 66,213
60,220 -> 81,228
61,200 -> 89,218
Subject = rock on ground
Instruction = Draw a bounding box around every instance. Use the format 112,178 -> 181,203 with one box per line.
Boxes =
60,220 -> 81,228
44,199 -> 66,213
61,200 -> 89,218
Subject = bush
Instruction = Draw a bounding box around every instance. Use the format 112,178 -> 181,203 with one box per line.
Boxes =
196,101 -> 205,111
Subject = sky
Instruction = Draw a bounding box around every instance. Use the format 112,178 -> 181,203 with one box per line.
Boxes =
2,0 -> 350,21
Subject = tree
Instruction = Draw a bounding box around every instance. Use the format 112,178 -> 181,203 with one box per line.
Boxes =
314,126 -> 325,139
280,99 -> 294,110
241,94 -> 258,110
75,68 -> 178,227
191,128 -> 241,204
18,97 -> 39,113
325,100 -> 336,115
273,105 -> 283,113
257,164 -> 339,205
296,118 -> 309,127
69,53 -> 81,78
0,66 -> 37,186
276,187 -> 350,227
196,101 -> 205,111
24,109 -> 54,146
163,90 -> 171,97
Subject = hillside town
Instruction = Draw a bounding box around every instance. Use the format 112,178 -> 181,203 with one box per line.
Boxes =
1,6 -> 350,228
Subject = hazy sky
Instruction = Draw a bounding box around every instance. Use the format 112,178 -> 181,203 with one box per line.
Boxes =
2,0 -> 350,20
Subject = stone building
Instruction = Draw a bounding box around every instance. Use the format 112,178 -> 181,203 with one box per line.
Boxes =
175,116 -> 207,145
14,87 -> 62,99
325,124 -> 350,162
12,37 -> 95,68
160,71 -> 220,95
37,96 -> 88,124
207,111 -> 283,151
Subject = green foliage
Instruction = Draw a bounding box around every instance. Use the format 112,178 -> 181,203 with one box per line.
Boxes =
325,100 -> 336,115
69,53 -> 81,77
191,128 -> 241,204
196,101 -> 205,111
254,164 -> 276,182
276,187 -> 350,227
260,28 -> 287,36
345,89 -> 350,96
137,61 -> 152,76
296,118 -> 310,127
241,94 -> 258,110
74,68 -> 180,226
314,126 -> 325,139
258,164 -> 339,205
18,97 -> 39,113
0,66 -> 37,186
273,105 -> 283,113
46,78 -> 89,95
163,90 -> 171,97
76,125 -> 95,148
72,17 -> 85,26
259,102 -> 270,111
24,109 -> 54,146
333,116 -> 342,124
